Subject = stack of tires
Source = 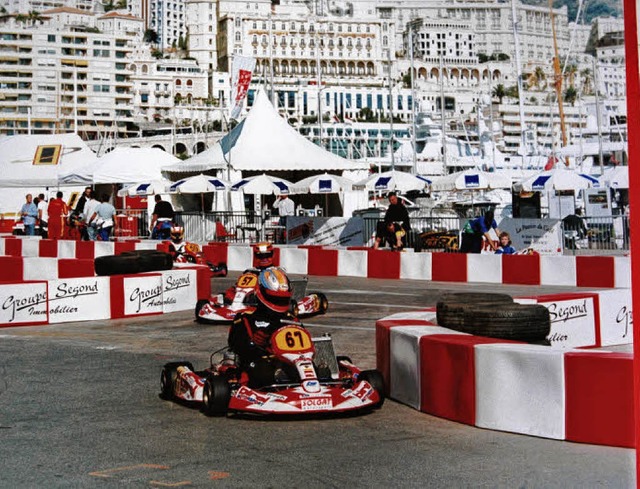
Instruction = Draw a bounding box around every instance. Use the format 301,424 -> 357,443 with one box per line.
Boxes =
436,292 -> 551,344
95,250 -> 174,276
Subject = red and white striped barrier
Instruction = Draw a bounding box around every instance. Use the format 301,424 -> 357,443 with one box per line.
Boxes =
376,297 -> 634,448
3,238 -> 630,289
0,265 -> 211,328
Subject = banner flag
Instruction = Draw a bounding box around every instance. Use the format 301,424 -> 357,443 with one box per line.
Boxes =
230,55 -> 256,120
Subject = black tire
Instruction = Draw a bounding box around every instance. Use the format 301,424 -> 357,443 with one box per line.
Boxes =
436,293 -> 514,329
121,250 -> 173,272
458,303 -> 551,342
359,370 -> 385,409
160,361 -> 194,400
313,292 -> 329,314
95,255 -> 142,276
202,375 -> 231,417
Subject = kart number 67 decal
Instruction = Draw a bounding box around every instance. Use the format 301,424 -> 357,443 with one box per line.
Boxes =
272,326 -> 312,352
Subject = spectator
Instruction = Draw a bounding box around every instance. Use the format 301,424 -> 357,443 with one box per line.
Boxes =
89,194 -> 118,241
74,186 -> 92,216
20,193 -> 38,236
150,194 -> 175,239
373,192 -> 411,250
47,191 -> 69,240
460,210 -> 500,253
272,194 -> 295,225
562,208 -> 588,238
36,193 -> 48,238
495,231 -> 517,255
82,190 -> 99,241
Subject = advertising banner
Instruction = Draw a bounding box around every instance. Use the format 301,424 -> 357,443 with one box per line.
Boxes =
0,282 -> 48,325
162,269 -> 197,313
498,218 -> 563,255
123,275 -> 163,316
596,289 -> 633,346
230,55 -> 256,120
286,217 -> 364,246
48,277 -> 111,324
539,296 -> 597,348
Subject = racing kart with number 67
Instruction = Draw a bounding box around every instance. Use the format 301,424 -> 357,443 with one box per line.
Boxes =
160,324 -> 385,416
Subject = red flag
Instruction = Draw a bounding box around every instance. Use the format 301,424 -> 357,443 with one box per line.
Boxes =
544,156 -> 557,171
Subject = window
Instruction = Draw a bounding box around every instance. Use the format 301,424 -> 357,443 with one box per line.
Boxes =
47,34 -> 56,42
33,145 -> 61,165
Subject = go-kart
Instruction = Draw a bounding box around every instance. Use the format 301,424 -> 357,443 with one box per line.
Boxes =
160,324 -> 385,416
195,272 -> 327,323
169,242 -> 228,277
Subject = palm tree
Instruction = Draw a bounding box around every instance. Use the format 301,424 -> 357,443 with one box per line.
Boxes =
492,84 -> 506,104
564,63 -> 578,88
580,68 -> 593,95
527,66 -> 546,90
564,86 -> 578,106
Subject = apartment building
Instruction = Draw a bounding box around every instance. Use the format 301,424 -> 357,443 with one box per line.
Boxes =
147,0 -> 187,50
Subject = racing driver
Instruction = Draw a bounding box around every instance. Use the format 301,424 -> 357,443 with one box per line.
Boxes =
222,241 -> 275,304
227,266 -> 298,387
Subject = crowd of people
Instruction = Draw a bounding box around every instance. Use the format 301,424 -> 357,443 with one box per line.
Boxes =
19,187 -> 118,241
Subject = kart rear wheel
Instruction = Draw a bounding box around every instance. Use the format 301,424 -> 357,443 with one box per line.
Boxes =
202,376 -> 230,417
359,369 -> 385,409
315,292 -> 329,314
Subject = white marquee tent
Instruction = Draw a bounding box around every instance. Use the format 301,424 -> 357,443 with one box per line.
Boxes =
59,147 -> 180,184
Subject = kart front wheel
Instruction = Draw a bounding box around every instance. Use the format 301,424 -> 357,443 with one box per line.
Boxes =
160,361 -> 194,400
202,375 -> 230,417
359,369 -> 385,409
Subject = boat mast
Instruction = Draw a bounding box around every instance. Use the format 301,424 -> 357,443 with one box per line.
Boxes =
549,0 -> 569,166
387,44 -> 395,171
510,0 -> 527,157
439,53 -> 447,172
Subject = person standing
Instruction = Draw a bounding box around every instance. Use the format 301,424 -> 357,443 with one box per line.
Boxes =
150,194 -> 175,239
20,194 -> 38,236
47,191 -> 69,240
37,193 -> 48,238
460,210 -> 500,253
89,194 -> 118,241
272,194 -> 295,226
74,187 -> 92,216
82,190 -> 99,241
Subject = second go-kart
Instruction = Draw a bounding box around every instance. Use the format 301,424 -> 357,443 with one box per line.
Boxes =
195,272 -> 328,323
169,241 -> 228,277
160,324 -> 385,416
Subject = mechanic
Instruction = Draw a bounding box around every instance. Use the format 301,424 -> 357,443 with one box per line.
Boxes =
460,210 -> 500,253
227,266 -> 299,386
150,195 -> 175,239
373,192 -> 411,250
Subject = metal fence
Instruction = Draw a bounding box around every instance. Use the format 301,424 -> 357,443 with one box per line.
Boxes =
116,208 -> 629,254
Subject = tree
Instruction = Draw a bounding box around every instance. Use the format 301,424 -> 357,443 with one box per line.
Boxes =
478,53 -> 489,63
580,68 -> 593,95
402,73 -> 411,88
358,107 -> 375,122
492,84 -> 506,103
564,86 -> 578,106
505,85 -> 519,100
527,66 -> 546,90
564,63 -> 578,88
143,29 -> 159,44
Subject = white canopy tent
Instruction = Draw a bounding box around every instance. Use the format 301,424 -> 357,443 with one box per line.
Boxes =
0,133 -> 97,217
59,147 -> 180,184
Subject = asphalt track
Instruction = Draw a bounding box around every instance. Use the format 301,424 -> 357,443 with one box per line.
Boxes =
0,274 -> 635,488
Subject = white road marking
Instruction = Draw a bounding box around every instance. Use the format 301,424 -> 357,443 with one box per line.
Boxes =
320,289 -> 422,296
330,301 -> 427,309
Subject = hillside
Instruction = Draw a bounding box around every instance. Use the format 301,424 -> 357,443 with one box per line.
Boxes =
522,0 -> 621,23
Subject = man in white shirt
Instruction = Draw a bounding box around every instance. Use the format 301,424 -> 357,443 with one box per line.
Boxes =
272,194 -> 295,225
37,193 -> 48,238
82,191 -> 100,241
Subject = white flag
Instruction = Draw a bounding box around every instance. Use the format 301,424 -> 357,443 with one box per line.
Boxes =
230,55 -> 256,120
